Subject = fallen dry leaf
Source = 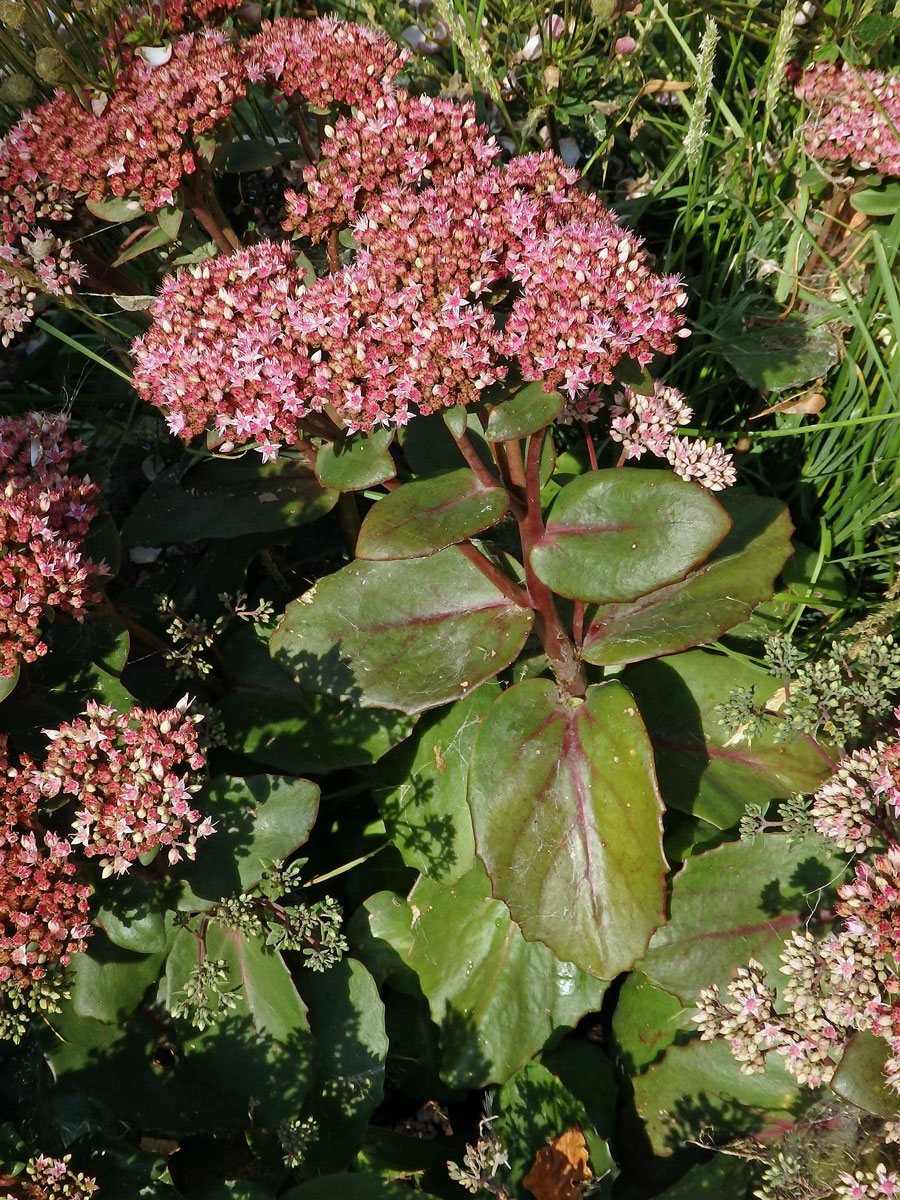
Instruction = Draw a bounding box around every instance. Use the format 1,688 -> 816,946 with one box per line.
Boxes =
523,1127 -> 592,1200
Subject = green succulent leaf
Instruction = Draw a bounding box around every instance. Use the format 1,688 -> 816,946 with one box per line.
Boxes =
0,663 -> 19,703
121,457 -> 337,546
484,382 -> 564,441
375,685 -> 499,884
356,469 -> 508,560
581,491 -> 794,666
219,625 -> 416,774
530,470 -> 732,604
164,925 -> 313,1127
69,931 -> 168,1024
365,863 -> 606,1087
301,959 -> 388,1172
831,1031 -> 900,1118
314,428 -> 396,492
180,774 -> 319,905
638,835 -> 848,1004
631,1037 -> 801,1158
624,650 -> 833,829
468,679 -> 666,979
269,549 -> 533,715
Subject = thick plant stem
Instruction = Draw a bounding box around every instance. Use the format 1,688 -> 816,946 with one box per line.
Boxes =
183,173 -> 240,255
456,541 -> 529,608
450,427 -> 526,519
288,95 -> 319,162
518,432 -> 586,699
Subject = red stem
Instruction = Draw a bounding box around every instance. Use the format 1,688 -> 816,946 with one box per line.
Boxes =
517,432 -> 586,698
456,541 -> 529,608
573,600 -> 585,649
327,228 -> 340,273
581,420 -> 599,471
451,427 -> 526,518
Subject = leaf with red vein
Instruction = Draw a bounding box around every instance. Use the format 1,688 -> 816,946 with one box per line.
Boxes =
468,678 -> 667,980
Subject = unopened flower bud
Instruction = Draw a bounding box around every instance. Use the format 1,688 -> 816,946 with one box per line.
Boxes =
34,47 -> 67,83
0,71 -> 34,106
0,0 -> 25,30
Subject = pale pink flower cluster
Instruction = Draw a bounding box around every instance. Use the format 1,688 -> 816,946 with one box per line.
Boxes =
246,16 -> 407,108
0,736 -> 92,996
605,382 -> 734,490
0,228 -> 85,347
608,381 -> 692,454
0,413 -> 104,678
836,1164 -> 900,1199
697,718 -> 900,1105
810,727 -> 900,853
794,62 -> 900,177
32,699 -> 212,878
1,1153 -> 98,1200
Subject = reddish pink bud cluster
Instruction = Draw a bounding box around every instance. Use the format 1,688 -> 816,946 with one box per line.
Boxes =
6,32 -> 245,212
33,699 -> 212,878
794,61 -> 900,177
0,413 -> 103,679
0,737 -> 92,996
3,1154 -> 98,1199
246,16 -> 407,108
810,730 -> 900,853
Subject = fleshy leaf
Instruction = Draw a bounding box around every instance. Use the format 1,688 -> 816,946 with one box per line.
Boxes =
375,686 -> 498,883
365,863 -> 606,1087
164,925 -> 313,1126
530,470 -> 732,604
468,679 -> 666,979
0,663 -> 19,703
301,960 -> 388,1172
630,1037 -> 800,1158
70,931 -> 168,1023
611,970 -> 687,1076
624,650 -> 832,829
638,835 -> 847,1004
180,774 -> 319,904
831,1031 -> 900,1118
121,457 -> 336,546
315,428 -> 396,492
485,383 -> 564,441
269,548 -> 533,715
582,491 -> 794,666
356,469 -> 508,560
220,626 -> 416,773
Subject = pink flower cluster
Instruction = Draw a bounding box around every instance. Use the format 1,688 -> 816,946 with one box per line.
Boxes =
0,736 -> 92,998
131,240 -> 313,458
0,413 -> 103,679
6,31 -> 245,212
696,715 -> 900,1106
836,1164 -> 900,1199
246,17 -> 407,109
283,91 -> 503,243
134,90 -> 689,440
0,229 -> 85,347
794,62 -> 900,177
1,1154 -> 97,1200
32,698 -> 212,878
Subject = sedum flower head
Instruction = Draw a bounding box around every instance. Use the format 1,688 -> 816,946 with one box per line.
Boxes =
810,727 -> 900,853
3,31 -> 245,212
136,95 -> 689,446
0,413 -> 103,678
246,17 -> 407,108
2,1153 -> 98,1199
794,62 -> 900,177
131,240 -> 313,456
33,698 -> 211,878
0,736 -> 92,1012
